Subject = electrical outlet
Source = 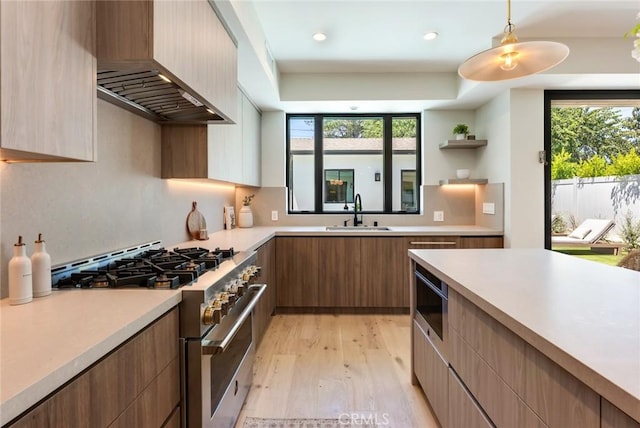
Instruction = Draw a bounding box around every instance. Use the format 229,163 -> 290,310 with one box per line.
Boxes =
271,210 -> 278,221
482,203 -> 495,215
433,211 -> 444,222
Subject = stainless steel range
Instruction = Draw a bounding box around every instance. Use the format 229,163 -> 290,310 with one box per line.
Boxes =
50,241 -> 266,428
180,251 -> 265,428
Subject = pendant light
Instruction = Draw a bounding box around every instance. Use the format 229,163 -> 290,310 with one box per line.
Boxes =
458,0 -> 569,81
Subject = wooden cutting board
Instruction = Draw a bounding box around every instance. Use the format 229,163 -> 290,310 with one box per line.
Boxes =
186,201 -> 208,240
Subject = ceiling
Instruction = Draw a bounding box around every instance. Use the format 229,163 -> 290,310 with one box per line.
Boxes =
217,0 -> 640,112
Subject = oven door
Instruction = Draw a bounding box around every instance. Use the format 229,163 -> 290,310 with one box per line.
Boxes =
185,284 -> 266,428
414,265 -> 448,359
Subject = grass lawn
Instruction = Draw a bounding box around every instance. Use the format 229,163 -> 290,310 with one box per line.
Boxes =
552,247 -> 625,266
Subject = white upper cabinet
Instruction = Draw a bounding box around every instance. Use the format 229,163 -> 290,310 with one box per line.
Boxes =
162,88 -> 262,186
1,1 -> 97,162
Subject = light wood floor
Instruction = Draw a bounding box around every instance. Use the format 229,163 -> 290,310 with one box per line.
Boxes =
236,314 -> 439,428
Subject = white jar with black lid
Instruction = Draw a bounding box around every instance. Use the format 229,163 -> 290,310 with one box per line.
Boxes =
32,233 -> 52,297
9,236 -> 33,305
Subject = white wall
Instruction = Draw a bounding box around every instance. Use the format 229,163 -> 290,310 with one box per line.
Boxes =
476,88 -> 545,248
422,110 -> 477,185
0,100 -> 235,297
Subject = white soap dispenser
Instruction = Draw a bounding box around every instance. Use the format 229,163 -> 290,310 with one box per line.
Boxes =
9,236 -> 33,305
32,233 -> 52,297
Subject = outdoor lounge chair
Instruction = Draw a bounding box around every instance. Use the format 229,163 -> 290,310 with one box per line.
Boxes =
551,218 -> 623,254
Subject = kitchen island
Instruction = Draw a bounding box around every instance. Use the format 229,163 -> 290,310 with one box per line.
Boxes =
409,248 -> 640,427
0,224 -> 502,426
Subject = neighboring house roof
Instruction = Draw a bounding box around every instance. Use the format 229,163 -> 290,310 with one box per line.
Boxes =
291,137 -> 416,151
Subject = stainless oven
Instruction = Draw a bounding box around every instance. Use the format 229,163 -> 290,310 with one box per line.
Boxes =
413,262 -> 448,359
180,252 -> 265,428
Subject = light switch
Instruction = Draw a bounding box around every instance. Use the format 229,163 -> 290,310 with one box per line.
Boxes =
271,210 -> 279,221
433,211 -> 444,222
482,203 -> 495,215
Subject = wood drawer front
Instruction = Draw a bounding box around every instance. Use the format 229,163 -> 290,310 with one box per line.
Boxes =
448,368 -> 493,428
449,290 -> 600,428
413,320 -> 448,427
109,357 -> 180,428
450,329 -> 546,428
522,343 -> 599,428
407,236 -> 460,249
448,288 -> 526,389
601,398 -> 640,428
9,308 -> 179,428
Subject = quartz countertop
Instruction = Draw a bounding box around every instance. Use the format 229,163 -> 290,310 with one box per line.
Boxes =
0,224 -> 502,425
408,248 -> 640,422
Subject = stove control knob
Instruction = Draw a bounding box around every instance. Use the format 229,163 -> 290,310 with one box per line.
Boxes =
202,302 -> 222,325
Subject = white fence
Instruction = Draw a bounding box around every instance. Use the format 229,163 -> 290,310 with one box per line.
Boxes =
551,175 -> 640,235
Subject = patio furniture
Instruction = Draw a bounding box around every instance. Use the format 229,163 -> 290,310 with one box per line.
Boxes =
551,219 -> 623,255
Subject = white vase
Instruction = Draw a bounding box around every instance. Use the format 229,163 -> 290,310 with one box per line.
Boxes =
455,134 -> 466,140
238,205 -> 254,228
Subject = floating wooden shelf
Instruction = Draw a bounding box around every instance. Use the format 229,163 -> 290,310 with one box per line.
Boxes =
439,139 -> 488,149
439,178 -> 489,185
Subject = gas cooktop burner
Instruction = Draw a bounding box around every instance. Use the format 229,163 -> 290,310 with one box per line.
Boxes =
53,244 -> 238,290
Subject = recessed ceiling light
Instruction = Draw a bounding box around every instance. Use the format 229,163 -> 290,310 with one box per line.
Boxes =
423,31 -> 438,41
312,32 -> 327,42
158,73 -> 172,83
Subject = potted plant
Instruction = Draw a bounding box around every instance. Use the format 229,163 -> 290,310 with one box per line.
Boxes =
453,123 -> 469,140
238,194 -> 255,228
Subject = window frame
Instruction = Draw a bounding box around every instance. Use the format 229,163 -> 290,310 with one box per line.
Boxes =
286,113 -> 422,214
543,89 -> 640,249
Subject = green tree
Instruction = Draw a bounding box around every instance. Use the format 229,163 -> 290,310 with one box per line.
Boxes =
551,107 -> 631,162
323,119 -> 366,138
621,107 -> 640,147
551,149 -> 578,179
576,155 -> 609,178
607,148 -> 640,176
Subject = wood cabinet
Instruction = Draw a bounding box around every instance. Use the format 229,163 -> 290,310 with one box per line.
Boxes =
459,236 -> 503,248
254,239 -> 276,347
276,237 -> 319,307
96,0 -> 237,123
9,308 -> 179,428
413,320 -> 448,427
275,235 -> 502,310
162,88 -> 262,185
318,238 -> 361,307
360,237 -> 408,307
601,399 -> 640,428
448,368 -> 493,428
1,0 -> 96,162
448,288 -> 600,428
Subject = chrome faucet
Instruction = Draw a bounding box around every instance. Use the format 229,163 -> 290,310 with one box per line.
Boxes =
353,193 -> 363,226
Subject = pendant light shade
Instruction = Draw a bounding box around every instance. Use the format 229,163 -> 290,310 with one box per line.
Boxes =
458,0 -> 569,81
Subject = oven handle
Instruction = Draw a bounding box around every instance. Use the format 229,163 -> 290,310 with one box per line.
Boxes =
201,283 -> 266,355
415,270 -> 447,300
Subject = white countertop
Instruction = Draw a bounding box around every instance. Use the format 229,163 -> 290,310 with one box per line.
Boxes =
0,224 -> 501,425
0,289 -> 181,425
408,248 -> 640,422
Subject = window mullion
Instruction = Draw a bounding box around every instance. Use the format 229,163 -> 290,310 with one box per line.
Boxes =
314,115 -> 324,212
383,115 -> 393,212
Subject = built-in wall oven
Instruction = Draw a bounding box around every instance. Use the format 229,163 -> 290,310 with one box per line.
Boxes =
180,252 -> 266,428
413,262 -> 448,359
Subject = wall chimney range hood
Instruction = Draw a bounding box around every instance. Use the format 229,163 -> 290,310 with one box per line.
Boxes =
96,0 -> 238,125
97,70 -> 224,123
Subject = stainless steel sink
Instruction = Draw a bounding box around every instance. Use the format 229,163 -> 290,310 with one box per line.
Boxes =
325,226 -> 390,231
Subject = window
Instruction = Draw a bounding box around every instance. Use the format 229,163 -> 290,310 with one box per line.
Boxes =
324,169 -> 354,206
287,113 -> 421,214
401,170 -> 417,211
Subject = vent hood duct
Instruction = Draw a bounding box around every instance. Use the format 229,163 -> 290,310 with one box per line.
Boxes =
97,70 -> 225,123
